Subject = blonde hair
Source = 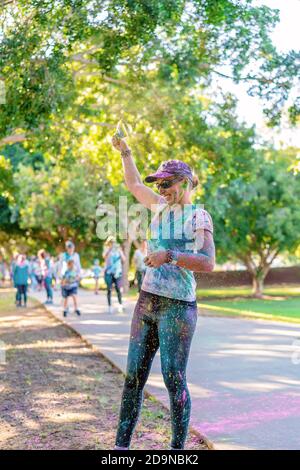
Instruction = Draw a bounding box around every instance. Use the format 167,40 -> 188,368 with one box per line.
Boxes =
184,175 -> 199,192
192,175 -> 199,189
104,235 -> 116,245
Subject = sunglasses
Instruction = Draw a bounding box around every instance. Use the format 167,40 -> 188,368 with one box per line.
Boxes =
155,177 -> 183,190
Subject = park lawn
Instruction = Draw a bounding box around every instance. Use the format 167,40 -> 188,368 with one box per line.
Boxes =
80,278 -> 106,290
80,278 -> 138,299
0,290 -> 209,451
81,280 -> 300,299
0,290 -> 15,311
80,280 -> 300,324
196,284 -> 300,299
199,296 -> 300,324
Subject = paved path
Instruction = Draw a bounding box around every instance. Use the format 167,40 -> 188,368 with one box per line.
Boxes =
31,288 -> 300,450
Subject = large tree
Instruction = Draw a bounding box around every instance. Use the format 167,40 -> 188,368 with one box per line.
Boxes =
206,149 -> 300,297
1,0 -> 299,149
0,68 -> 266,275
1,1 -> 299,285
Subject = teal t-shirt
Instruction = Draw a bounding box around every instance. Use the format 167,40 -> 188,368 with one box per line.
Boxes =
141,200 -> 213,301
13,262 -> 29,286
62,269 -> 78,289
104,249 -> 122,278
93,266 -> 102,278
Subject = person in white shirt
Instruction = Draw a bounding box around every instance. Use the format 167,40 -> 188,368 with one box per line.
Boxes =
59,241 -> 81,278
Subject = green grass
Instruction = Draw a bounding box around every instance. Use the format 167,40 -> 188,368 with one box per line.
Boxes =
0,288 -> 40,312
81,280 -> 300,299
0,290 -> 16,312
80,278 -> 106,290
80,278 -> 138,298
196,284 -> 300,299
199,296 -> 300,323
79,280 -> 300,323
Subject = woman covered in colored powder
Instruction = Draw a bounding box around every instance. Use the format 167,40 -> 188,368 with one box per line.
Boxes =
111,133 -> 215,450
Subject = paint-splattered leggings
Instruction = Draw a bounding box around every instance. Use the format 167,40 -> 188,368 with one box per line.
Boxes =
115,289 -> 198,449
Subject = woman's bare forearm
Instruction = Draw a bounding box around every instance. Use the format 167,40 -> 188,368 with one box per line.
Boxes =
121,148 -> 143,189
112,136 -> 161,209
176,230 -> 215,272
176,252 -> 215,272
145,236 -> 215,271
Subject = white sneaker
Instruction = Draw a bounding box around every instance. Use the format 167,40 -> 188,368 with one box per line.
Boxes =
117,304 -> 124,313
108,306 -> 112,314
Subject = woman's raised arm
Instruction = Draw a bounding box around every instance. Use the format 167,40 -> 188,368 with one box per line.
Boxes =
112,136 -> 161,211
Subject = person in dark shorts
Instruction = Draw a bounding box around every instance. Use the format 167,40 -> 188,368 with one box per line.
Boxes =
59,240 -> 82,313
61,259 -> 81,317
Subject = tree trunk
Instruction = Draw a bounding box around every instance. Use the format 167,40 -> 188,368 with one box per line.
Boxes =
252,265 -> 270,298
252,275 -> 265,298
240,248 -> 280,298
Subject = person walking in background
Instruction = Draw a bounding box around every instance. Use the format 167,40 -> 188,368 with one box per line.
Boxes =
13,254 -> 29,308
0,256 -> 6,287
9,255 -> 17,288
28,256 -> 38,291
133,240 -> 147,293
59,241 -> 81,279
92,259 -> 102,295
38,249 -> 53,305
33,256 -> 43,291
59,241 -> 82,315
52,256 -> 60,290
61,259 -> 81,317
103,236 -> 125,314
